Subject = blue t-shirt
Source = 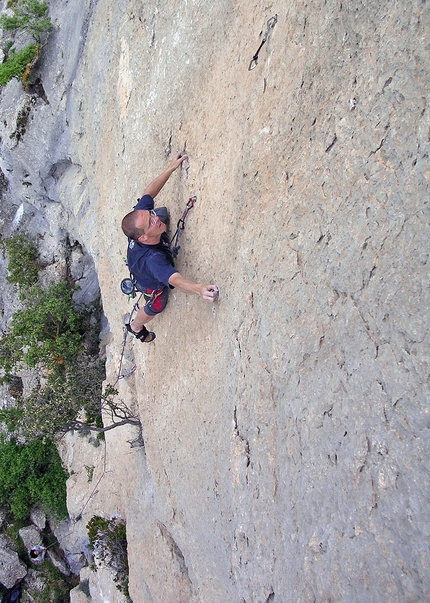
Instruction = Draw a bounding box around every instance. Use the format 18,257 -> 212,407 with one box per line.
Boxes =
126,194 -> 178,290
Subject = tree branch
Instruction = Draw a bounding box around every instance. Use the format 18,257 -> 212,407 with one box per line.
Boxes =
65,417 -> 141,434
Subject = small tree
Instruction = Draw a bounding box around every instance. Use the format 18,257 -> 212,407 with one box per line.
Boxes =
0,236 -> 142,444
4,362 -> 141,441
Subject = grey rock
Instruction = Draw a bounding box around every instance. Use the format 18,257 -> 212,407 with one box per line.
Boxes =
70,580 -> 92,603
0,534 -> 27,588
22,568 -> 46,600
18,526 -> 41,553
29,506 -> 47,531
52,518 -> 91,576
46,549 -> 70,577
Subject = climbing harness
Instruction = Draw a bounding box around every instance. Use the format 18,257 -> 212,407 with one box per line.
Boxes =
169,195 -> 196,258
248,14 -> 278,71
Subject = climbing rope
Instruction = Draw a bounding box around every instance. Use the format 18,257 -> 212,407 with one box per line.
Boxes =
248,14 -> 278,71
115,295 -> 142,384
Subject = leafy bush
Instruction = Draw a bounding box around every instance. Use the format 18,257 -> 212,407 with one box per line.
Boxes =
4,233 -> 40,290
87,516 -> 130,600
0,437 -> 67,520
0,43 -> 38,85
0,0 -> 52,86
0,0 -> 52,42
0,276 -> 115,440
0,281 -> 84,373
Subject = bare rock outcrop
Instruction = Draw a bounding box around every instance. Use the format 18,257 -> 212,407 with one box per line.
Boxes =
46,549 -> 71,577
17,526 -> 41,555
0,535 -> 27,589
29,507 -> 46,532
70,574 -> 91,603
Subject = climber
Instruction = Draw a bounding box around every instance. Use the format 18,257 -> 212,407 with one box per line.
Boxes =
121,152 -> 219,342
29,545 -> 47,562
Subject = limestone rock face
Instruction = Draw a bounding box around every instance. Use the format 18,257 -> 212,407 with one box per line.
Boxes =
17,526 -> 41,554
70,577 -> 91,603
0,535 -> 27,589
0,0 -> 429,602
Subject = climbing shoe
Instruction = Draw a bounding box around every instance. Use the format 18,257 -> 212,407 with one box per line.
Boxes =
125,323 -> 156,343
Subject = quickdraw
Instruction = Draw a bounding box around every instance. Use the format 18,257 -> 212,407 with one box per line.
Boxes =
248,14 -> 278,71
170,195 -> 196,258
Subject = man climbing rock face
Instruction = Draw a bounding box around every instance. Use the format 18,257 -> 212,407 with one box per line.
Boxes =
121,152 -> 219,343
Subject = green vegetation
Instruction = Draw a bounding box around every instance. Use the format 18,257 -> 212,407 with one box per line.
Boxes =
87,516 -> 131,600
0,43 -> 38,85
84,464 -> 95,482
8,355 -> 107,441
0,0 -> 52,42
0,437 -> 67,520
0,281 -> 85,371
0,0 -> 52,86
10,99 -> 36,140
35,559 -> 79,603
0,233 -> 90,598
4,233 -> 41,290
0,233 -> 140,442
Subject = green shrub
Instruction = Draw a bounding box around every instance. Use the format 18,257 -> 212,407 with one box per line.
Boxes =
0,437 -> 67,520
0,235 -> 137,444
0,281 -> 84,373
0,0 -> 52,86
4,233 -> 40,289
36,559 -> 79,603
0,43 -> 38,85
87,516 -> 130,600
0,0 -> 52,42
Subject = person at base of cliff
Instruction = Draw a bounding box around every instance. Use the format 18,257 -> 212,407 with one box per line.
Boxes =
29,545 -> 47,562
121,152 -> 219,343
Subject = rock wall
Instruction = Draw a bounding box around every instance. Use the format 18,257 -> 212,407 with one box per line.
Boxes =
1,0 -> 429,602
